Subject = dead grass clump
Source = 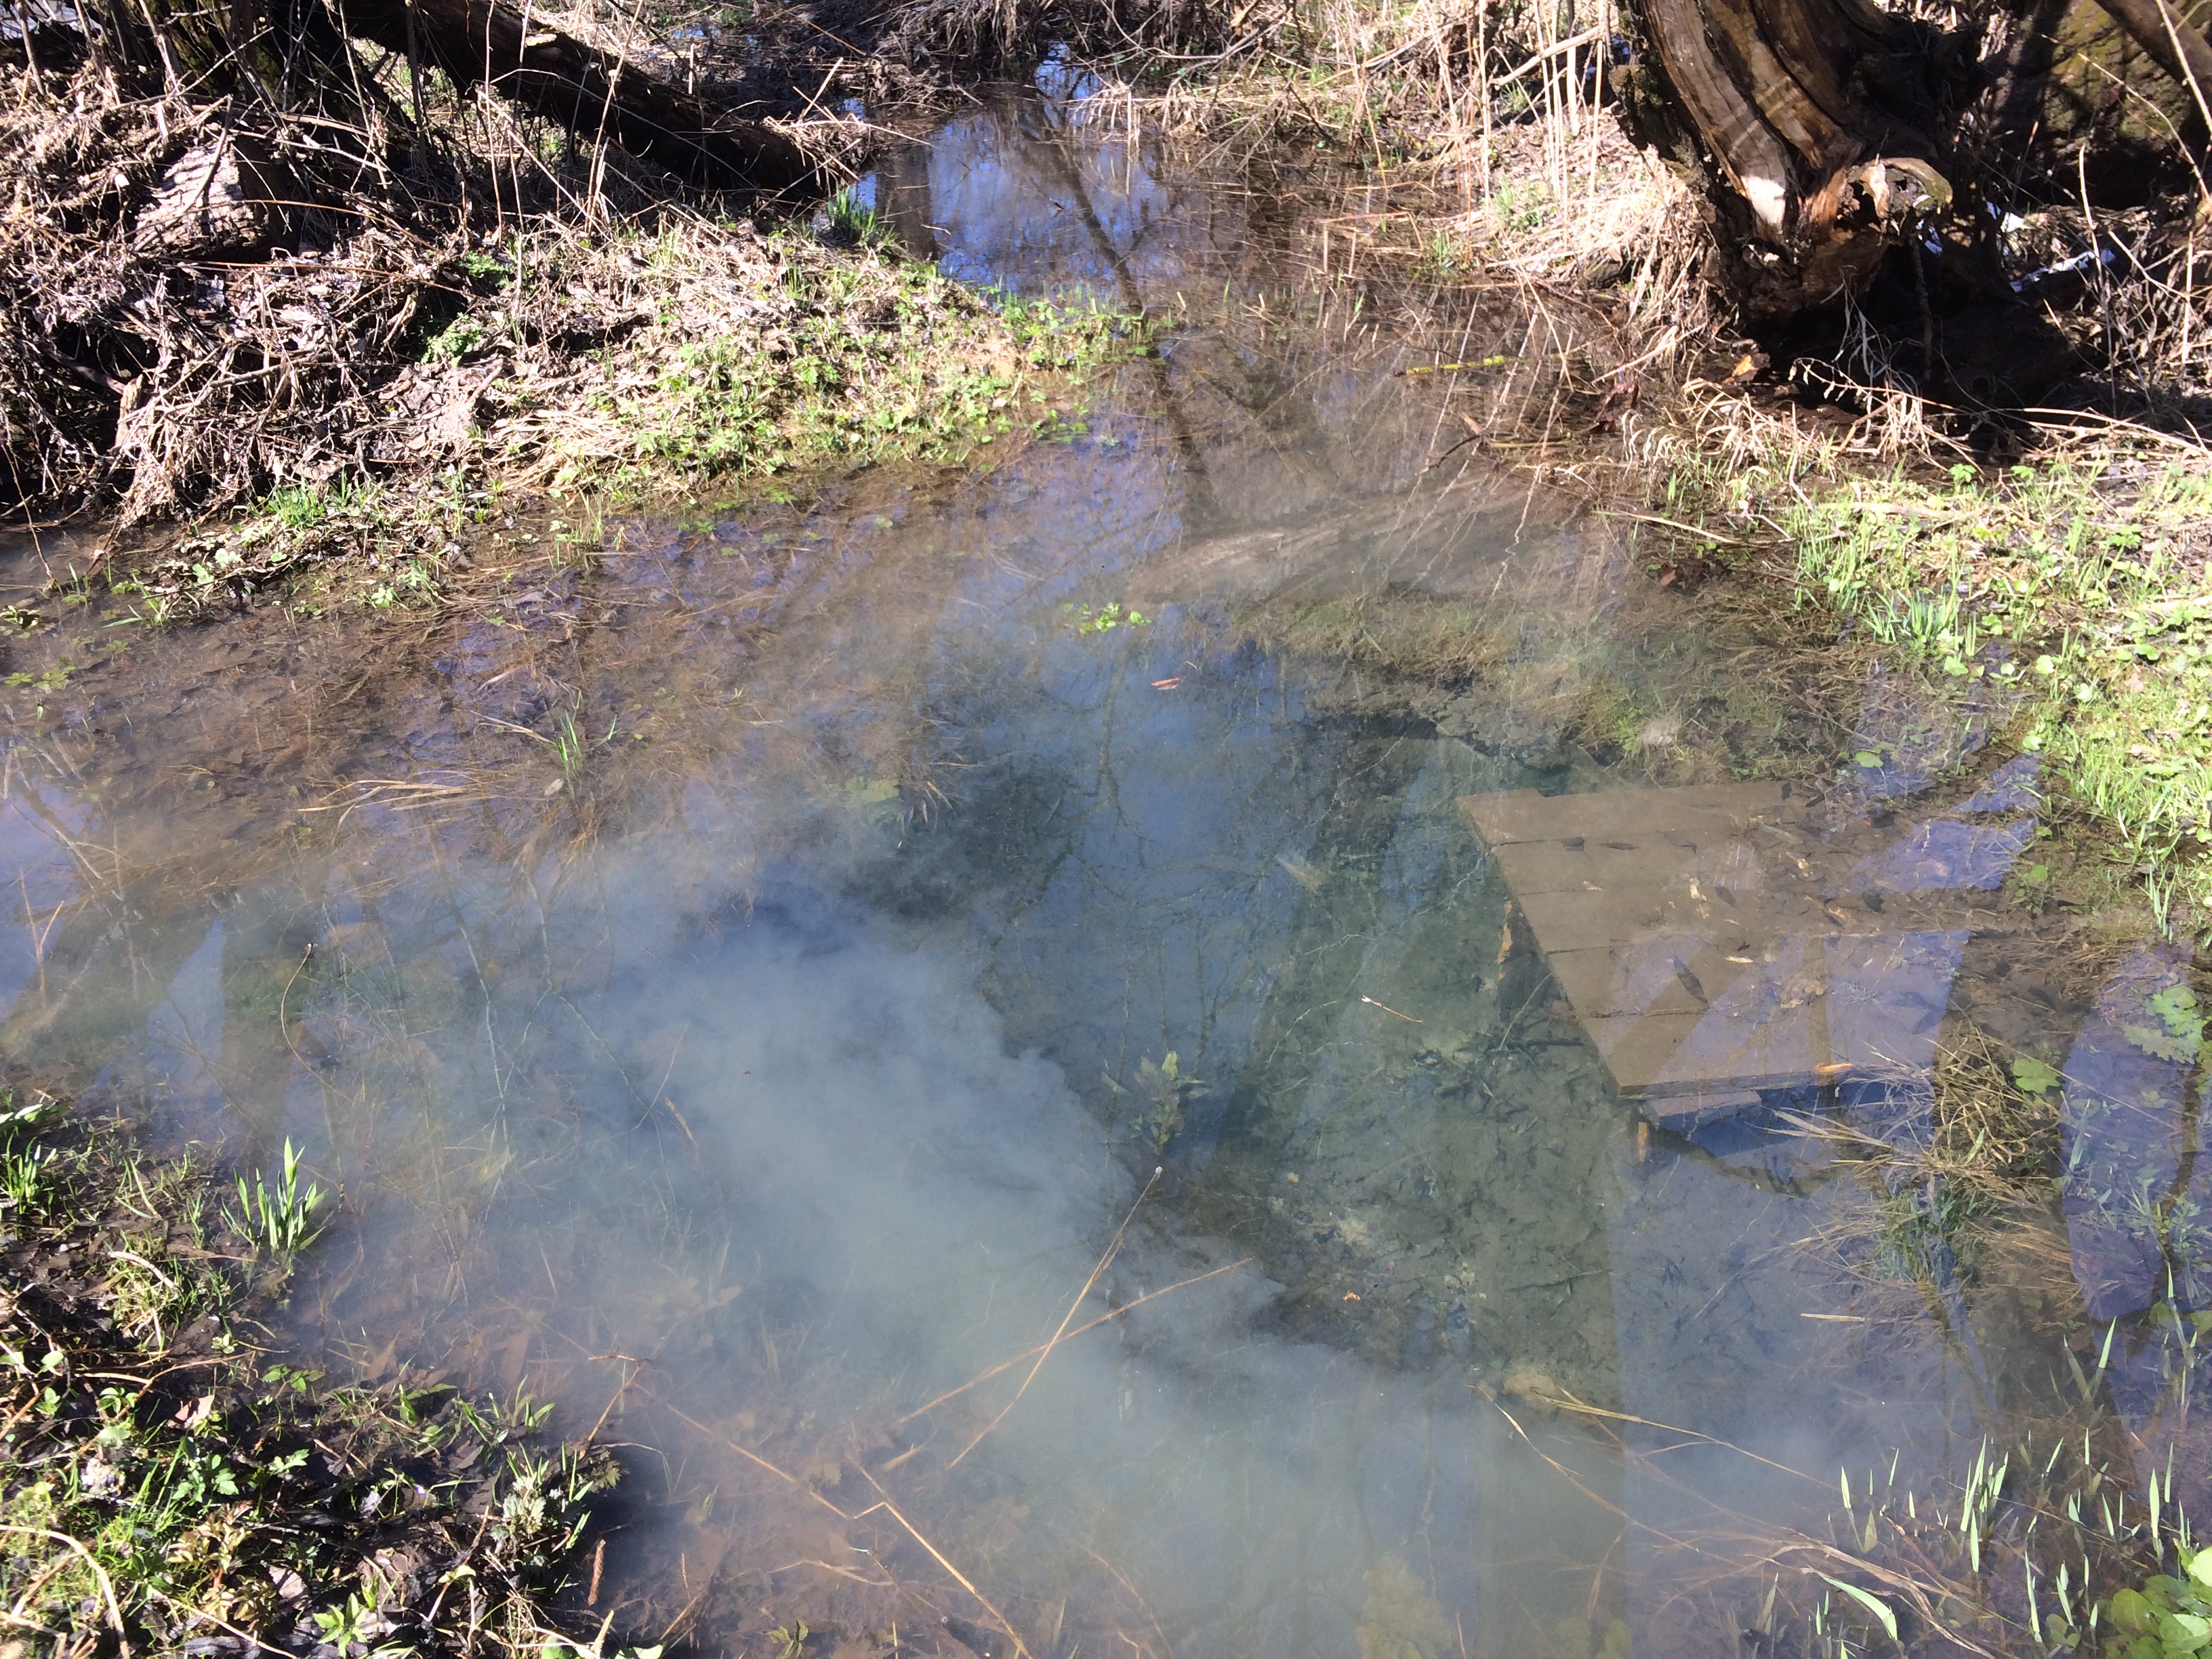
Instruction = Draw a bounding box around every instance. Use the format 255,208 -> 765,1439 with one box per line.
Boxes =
0,42 -> 1088,574
1921,1025 -> 2068,1206
1789,1022 -> 2071,1304
1408,111 -> 1708,312
0,57 -> 478,520
1136,0 -> 1725,342
0,64 -> 183,506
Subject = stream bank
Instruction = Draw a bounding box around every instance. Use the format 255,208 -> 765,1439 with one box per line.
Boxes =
0,1098 -> 622,1659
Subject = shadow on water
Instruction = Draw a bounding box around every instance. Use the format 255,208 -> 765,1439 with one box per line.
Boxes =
0,73 -> 2207,1659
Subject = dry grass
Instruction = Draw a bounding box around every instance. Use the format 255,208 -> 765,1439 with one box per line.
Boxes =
0,44 -> 1143,596
1788,1029 -> 2067,1297
1124,0 -> 1721,359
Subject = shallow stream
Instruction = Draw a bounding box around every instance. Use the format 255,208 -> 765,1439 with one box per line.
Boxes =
0,76 -> 2206,1659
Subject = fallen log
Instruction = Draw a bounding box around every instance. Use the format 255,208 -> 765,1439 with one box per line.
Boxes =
77,0 -> 819,195
337,0 -> 819,192
1613,0 -> 2212,324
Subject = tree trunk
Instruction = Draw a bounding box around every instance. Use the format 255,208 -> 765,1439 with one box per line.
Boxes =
2086,0 -> 2212,123
1612,0 -> 1965,321
1613,0 -> 2212,322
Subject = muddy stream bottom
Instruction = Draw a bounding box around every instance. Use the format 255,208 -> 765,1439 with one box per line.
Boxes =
0,79 -> 2205,1659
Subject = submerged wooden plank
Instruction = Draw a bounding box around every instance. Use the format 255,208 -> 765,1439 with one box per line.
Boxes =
1490,837 -> 1692,897
1547,939 -> 1752,1021
1459,781 -> 1799,848
1460,783 -> 1994,1117
1589,998 -> 1826,1097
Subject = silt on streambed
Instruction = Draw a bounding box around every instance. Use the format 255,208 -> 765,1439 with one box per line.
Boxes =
0,85 -> 2205,1659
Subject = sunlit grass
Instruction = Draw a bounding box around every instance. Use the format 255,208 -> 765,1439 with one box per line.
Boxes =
1772,452 -> 2212,930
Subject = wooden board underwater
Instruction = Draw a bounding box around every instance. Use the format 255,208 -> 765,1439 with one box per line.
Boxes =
1457,782 -> 2016,1127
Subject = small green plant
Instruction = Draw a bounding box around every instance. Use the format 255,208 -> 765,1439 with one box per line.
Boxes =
1065,600 -> 1149,636
2011,1053 -> 2062,1094
312,1590 -> 382,1650
264,482 -> 342,530
0,1092 -> 60,1213
1873,1171 -> 1999,1282
998,290 -> 1146,371
225,1139 -> 327,1255
552,705 -> 617,786
455,1383 -> 557,1445
556,709 -> 588,783
489,1441 -> 619,1572
1490,179 -> 1551,231
422,314 -> 488,365
2102,1542 -> 2212,1656
0,1143 -> 52,1210
823,184 -> 882,246
0,1091 -> 59,1139
2125,984 -> 2204,1063
1418,228 -> 1465,281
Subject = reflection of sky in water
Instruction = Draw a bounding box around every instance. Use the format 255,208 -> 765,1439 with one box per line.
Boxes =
0,788 -> 79,1020
1832,661 -> 2015,806
1961,751 -> 2041,814
2062,945 -> 2209,1321
1849,817 -> 2036,893
908,98 -> 1211,302
143,920 -> 224,1103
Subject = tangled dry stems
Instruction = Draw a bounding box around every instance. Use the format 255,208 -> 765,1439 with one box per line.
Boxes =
0,25 -> 958,533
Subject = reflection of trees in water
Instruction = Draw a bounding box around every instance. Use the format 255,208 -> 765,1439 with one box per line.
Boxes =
899,89 -> 1556,532
0,486 -> 1633,1651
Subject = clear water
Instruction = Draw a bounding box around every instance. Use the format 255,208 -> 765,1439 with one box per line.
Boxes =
0,80 -> 2203,1659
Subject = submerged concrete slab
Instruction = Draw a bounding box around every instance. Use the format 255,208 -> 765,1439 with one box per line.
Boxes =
1458,784 -> 1988,1120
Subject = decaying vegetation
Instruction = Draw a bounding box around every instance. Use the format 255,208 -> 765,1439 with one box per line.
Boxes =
0,0 -> 1153,544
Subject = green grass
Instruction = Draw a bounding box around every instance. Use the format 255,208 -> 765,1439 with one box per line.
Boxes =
1740,1400 -> 2212,1658
0,1093 -> 621,1658
80,212 -> 1151,616
821,183 -> 886,248
1774,455 -> 2212,928
223,1136 -> 328,1255
621,240 -> 1149,483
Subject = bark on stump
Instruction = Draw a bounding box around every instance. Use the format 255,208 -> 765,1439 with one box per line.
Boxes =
1614,0 -> 2212,322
